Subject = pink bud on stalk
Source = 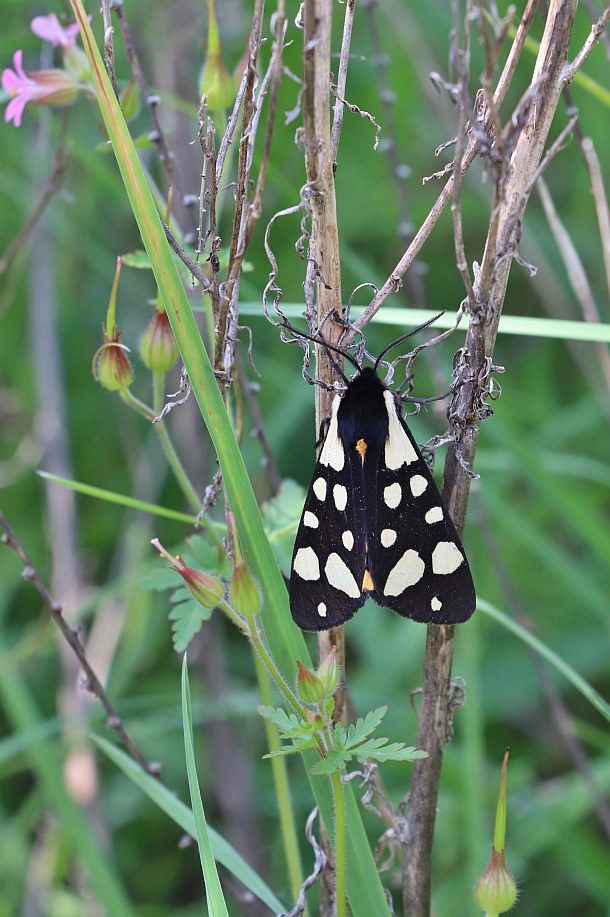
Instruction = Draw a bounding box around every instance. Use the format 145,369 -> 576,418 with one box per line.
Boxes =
151,539 -> 225,609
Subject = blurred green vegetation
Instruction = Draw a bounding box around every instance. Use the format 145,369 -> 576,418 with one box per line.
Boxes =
1,2 -> 609,915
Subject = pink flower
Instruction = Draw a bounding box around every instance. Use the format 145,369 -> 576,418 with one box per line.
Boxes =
2,50 -> 77,127
30,14 -> 82,49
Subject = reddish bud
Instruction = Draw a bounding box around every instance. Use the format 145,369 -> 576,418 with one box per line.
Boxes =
139,308 -> 178,373
296,661 -> 326,705
151,538 -> 224,608
93,331 -> 134,392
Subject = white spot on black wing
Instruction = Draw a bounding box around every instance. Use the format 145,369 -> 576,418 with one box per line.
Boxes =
383,391 -> 418,469
293,546 -> 320,581
383,482 -> 402,509
304,511 -> 319,528
342,531 -> 354,551
313,477 -> 327,501
425,506 -> 443,524
431,596 -> 442,611
325,553 -> 360,598
319,399 -> 345,472
317,602 -> 327,617
333,484 -> 348,511
410,475 -> 428,497
431,541 -> 464,575
380,528 -> 397,548
384,550 -> 425,596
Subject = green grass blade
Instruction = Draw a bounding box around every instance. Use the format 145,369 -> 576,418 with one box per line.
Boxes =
38,471 -> 198,524
92,734 -> 287,914
479,599 -> 610,723
181,656 -> 230,917
0,634 -> 135,916
238,303 -> 610,342
70,7 -> 399,910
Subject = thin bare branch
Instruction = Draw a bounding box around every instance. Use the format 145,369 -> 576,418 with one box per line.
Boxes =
350,0 -> 540,336
330,0 -> 356,163
562,3 -> 610,82
0,113 -> 69,276
0,512 -> 159,777
100,0 -> 119,98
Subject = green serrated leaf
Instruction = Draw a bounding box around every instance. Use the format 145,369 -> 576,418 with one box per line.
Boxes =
344,706 -> 388,750
169,599 -> 213,653
334,721 -> 347,749
121,249 -> 152,269
310,751 -> 351,776
257,705 -> 309,738
264,736 -> 318,758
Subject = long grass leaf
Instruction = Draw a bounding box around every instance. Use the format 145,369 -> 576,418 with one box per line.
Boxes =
92,734 -> 287,914
479,599 -> 610,723
181,656 -> 230,917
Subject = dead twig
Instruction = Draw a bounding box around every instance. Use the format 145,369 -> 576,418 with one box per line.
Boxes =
0,511 -> 159,777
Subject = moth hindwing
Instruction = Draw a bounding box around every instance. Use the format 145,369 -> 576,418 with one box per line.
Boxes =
289,366 -> 476,631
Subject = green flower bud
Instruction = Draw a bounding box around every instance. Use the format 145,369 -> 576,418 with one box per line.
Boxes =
198,0 -> 235,111
93,334 -> 134,392
296,661 -> 326,705
139,308 -> 178,373
229,560 -> 262,619
316,645 -> 340,696
476,749 -> 517,914
475,848 -> 518,914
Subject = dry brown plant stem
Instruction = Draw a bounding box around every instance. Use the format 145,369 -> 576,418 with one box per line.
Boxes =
350,0 -> 541,337
302,1 -> 348,912
402,4 -> 581,913
0,512 -> 158,777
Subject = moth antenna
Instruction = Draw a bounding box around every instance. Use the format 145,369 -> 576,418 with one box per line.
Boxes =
373,311 -> 445,372
279,316 -> 361,382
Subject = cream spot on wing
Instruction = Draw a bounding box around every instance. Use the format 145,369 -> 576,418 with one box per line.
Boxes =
383,482 -> 402,509
384,550 -> 425,596
431,596 -> 442,611
342,530 -> 354,551
380,528 -> 397,548
383,391 -> 419,469
425,506 -> 443,524
325,553 -> 360,598
319,399 -> 345,471
293,546 -> 320,581
333,484 -> 348,511
304,511 -> 319,528
317,602 -> 327,617
410,474 -> 428,497
431,541 -> 464,575
313,477 -> 327,501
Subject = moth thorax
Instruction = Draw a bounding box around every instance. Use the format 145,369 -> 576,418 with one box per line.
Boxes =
355,438 -> 367,461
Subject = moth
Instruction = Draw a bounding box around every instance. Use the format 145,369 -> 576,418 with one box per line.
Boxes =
289,318 -> 476,631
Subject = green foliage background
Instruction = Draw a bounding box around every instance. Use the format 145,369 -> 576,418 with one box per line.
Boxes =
1,1 -> 609,915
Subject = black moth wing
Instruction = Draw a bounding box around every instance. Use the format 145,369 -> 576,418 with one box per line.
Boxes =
289,366 -> 476,630
364,384 -> 476,624
289,396 -> 368,631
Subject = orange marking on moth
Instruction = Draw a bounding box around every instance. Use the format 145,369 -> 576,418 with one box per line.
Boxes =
355,438 -> 367,461
362,569 -> 374,591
